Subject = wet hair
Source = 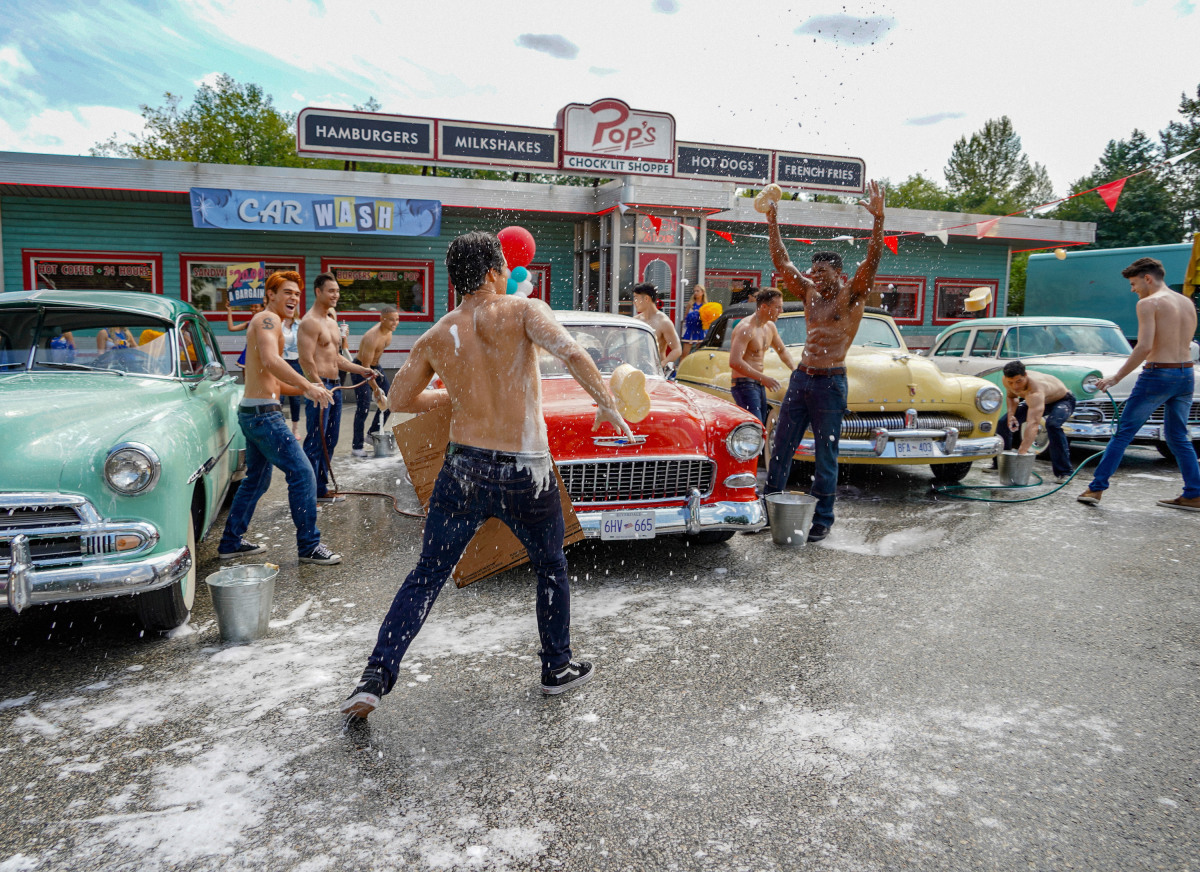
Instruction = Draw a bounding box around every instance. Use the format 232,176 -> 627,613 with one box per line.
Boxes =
755,288 -> 782,307
1002,360 -> 1027,378
633,282 -> 658,302
812,251 -> 843,271
265,270 -> 302,297
1120,257 -> 1165,281
314,271 -> 338,291
378,305 -> 398,316
446,231 -> 504,294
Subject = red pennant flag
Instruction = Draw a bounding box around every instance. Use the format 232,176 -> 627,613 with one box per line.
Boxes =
975,218 -> 1000,239
1096,178 -> 1127,212
883,235 -> 899,255
711,230 -> 734,244
648,215 -> 663,233
789,237 -> 814,244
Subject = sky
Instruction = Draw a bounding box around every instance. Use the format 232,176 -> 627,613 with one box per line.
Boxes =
1,0 -> 1196,195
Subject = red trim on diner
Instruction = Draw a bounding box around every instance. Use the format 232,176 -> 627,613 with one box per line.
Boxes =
931,277 -> 999,325
871,274 -> 925,325
22,249 -> 164,294
319,257 -> 434,322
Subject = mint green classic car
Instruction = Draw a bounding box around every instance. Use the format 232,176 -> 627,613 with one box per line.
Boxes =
1,290 -> 245,631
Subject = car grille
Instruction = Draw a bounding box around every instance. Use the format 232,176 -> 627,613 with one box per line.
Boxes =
558,458 -> 715,504
1071,399 -> 1200,426
0,503 -> 87,568
840,412 -> 976,438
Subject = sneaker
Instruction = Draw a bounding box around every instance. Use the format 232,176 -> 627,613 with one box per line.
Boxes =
299,543 -> 342,565
316,494 -> 346,504
339,673 -> 385,719
806,523 -> 830,543
541,660 -> 594,695
1156,495 -> 1200,512
351,448 -> 369,458
217,540 -> 267,560
1054,474 -> 1071,484
1077,490 -> 1103,506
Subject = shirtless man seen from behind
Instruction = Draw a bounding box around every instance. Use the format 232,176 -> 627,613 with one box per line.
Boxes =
763,180 -> 886,542
1080,256 -> 1200,510
728,287 -> 796,426
342,230 -> 632,720
632,283 -> 682,372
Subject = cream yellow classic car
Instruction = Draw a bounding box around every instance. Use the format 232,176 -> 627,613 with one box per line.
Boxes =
676,302 -> 1004,483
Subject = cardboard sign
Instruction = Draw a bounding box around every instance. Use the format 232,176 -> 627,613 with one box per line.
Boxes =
226,261 -> 266,306
392,406 -> 583,588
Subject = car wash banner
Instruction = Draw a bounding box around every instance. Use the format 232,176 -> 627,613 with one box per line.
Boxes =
190,188 -> 442,237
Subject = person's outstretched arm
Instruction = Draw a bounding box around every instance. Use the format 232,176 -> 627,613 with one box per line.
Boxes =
847,180 -> 886,302
765,201 -> 813,301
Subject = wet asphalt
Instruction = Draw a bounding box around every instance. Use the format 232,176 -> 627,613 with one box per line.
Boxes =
1,417 -> 1197,872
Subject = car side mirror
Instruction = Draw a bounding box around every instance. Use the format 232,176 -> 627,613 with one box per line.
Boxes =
203,361 -> 226,381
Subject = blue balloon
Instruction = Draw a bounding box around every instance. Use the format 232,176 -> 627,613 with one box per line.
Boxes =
506,277 -> 518,294
511,266 -> 529,283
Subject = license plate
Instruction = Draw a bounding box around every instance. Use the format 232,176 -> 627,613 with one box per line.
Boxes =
895,437 -> 936,458
600,511 -> 656,540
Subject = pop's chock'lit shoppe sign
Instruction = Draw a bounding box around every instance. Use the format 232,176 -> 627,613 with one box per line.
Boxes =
294,99 -> 865,192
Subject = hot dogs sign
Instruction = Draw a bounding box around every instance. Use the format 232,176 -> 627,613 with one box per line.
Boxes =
295,98 -> 865,193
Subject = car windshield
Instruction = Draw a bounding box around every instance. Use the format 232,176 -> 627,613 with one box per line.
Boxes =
769,315 -> 903,349
539,324 -> 664,378
998,324 -> 1132,358
0,306 -> 178,376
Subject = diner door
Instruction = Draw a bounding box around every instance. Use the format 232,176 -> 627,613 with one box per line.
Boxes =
637,251 -> 678,321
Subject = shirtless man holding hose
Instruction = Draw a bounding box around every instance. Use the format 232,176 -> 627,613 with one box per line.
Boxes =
342,231 -> 632,718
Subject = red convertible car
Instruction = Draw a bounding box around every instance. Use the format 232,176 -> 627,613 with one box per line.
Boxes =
542,313 -> 766,543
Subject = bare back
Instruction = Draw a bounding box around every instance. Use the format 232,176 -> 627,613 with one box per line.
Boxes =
1141,290 -> 1198,363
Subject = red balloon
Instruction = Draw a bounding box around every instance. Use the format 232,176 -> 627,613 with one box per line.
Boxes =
497,226 -> 536,269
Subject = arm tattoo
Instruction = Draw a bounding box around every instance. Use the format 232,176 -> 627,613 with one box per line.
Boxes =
262,316 -> 276,330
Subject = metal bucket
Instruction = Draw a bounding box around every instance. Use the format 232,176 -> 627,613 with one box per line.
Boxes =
765,492 -> 818,547
370,431 -> 396,458
997,450 -> 1037,486
205,564 -> 278,643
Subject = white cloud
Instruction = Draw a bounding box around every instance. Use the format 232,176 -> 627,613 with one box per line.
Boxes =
193,71 -> 224,89
0,44 -> 35,82
0,105 -> 145,155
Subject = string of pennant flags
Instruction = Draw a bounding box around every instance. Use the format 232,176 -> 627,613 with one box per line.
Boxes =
668,145 -> 1199,253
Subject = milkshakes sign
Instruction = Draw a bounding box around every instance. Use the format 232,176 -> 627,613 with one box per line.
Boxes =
557,99 -> 675,177
190,188 -> 442,236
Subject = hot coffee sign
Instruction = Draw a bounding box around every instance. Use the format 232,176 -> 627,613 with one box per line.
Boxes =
557,99 -> 675,177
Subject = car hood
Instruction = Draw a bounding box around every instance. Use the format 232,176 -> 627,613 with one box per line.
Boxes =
541,376 -> 710,456
0,373 -> 186,487
829,347 -> 980,407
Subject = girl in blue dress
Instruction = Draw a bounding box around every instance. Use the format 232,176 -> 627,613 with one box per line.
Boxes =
681,284 -> 707,355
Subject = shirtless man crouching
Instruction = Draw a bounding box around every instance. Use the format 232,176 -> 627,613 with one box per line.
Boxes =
728,287 -> 796,426
217,271 -> 342,565
632,283 -> 682,376
341,231 -> 633,718
1079,257 -> 1200,509
999,361 -> 1076,483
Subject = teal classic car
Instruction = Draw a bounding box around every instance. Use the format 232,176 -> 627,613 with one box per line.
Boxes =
0,290 -> 245,630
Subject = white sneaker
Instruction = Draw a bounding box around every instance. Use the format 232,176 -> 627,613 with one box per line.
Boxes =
351,448 -> 369,458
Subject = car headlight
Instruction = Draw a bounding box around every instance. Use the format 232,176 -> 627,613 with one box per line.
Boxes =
1081,374 -> 1101,394
105,443 -> 161,495
726,422 -> 764,461
975,385 -> 1003,413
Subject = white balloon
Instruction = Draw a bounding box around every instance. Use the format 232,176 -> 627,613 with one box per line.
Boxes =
515,280 -> 534,297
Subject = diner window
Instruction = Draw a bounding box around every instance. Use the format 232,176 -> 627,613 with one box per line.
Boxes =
703,270 -> 762,311
180,254 -> 304,319
869,276 -> 923,324
969,329 -> 1003,356
320,258 -> 433,321
933,278 -> 998,324
23,250 -> 163,294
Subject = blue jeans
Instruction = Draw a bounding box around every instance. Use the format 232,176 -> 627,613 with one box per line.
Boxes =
999,394 -> 1077,477
766,370 -> 848,530
1088,367 -> 1200,498
304,379 -> 343,498
220,407 -> 321,555
731,378 -> 768,426
285,359 -> 303,422
364,444 -> 573,695
352,363 -> 391,450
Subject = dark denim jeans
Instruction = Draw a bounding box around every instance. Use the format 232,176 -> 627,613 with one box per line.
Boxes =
304,379 -> 343,498
220,407 -> 321,555
766,370 -> 847,530
1088,367 -> 1200,498
364,444 -> 572,695
352,363 -> 391,450
285,359 -> 303,422
731,378 -> 768,426
999,394 -> 1077,477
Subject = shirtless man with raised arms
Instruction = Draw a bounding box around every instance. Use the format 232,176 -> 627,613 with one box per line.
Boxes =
999,362 -> 1076,482
217,271 -> 342,564
341,231 -> 633,718
632,283 -> 682,373
728,287 -> 796,426
763,181 -> 886,542
1079,257 -> 1200,510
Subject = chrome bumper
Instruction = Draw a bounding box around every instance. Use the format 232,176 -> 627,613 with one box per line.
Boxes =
793,429 -> 1003,461
1063,422 -> 1200,441
2,542 -> 191,614
573,494 -> 767,538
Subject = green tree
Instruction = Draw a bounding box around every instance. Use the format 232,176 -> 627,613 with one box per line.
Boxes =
944,116 -> 1054,214
1050,130 -> 1179,249
1160,82 -> 1200,237
883,173 -> 957,211
1007,251 -> 1030,315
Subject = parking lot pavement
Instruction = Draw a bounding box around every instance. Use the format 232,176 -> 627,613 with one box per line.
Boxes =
2,436 -> 1197,872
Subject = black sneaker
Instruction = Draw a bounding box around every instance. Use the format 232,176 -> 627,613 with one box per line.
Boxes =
299,543 -> 342,565
807,523 -> 830,543
217,540 -> 267,560
316,494 -> 346,504
541,660 -> 594,695
339,672 -> 386,719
